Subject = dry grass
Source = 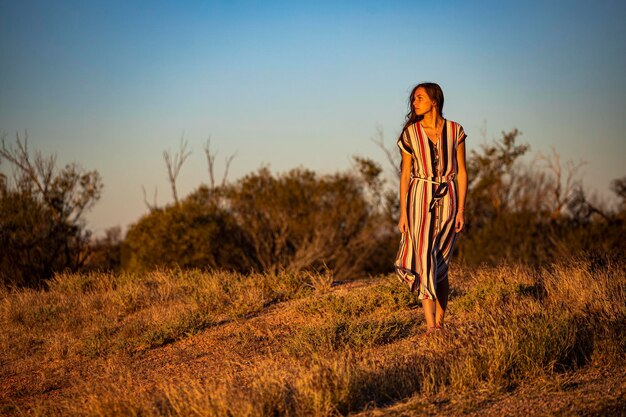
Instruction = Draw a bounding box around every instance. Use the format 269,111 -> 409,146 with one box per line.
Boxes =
1,257 -> 624,416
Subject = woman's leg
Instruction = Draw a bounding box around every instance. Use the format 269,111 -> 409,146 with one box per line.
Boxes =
435,277 -> 449,327
422,299 -> 436,329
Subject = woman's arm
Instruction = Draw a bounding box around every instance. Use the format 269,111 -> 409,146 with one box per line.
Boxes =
398,151 -> 412,233
455,141 -> 467,233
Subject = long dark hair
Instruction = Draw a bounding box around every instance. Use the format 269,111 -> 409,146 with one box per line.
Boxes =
398,82 -> 445,141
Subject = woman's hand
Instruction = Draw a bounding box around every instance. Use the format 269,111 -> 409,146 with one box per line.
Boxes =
398,214 -> 408,234
455,211 -> 465,233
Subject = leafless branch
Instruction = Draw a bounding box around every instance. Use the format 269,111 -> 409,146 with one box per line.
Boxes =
141,185 -> 158,212
204,137 -> 217,190
537,147 -> 586,218
221,151 -> 237,188
204,138 -> 237,192
370,125 -> 400,177
163,135 -> 191,205
1,130 -> 60,219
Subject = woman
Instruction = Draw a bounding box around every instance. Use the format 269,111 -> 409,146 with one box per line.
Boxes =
395,82 -> 467,332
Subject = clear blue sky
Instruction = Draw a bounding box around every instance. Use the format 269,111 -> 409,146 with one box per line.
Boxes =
1,0 -> 625,234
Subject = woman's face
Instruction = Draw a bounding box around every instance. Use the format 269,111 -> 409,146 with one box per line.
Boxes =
413,87 -> 435,116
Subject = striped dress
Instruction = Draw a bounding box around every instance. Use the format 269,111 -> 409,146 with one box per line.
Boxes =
395,119 -> 467,300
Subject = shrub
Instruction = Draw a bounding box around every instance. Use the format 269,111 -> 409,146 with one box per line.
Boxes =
0,133 -> 102,288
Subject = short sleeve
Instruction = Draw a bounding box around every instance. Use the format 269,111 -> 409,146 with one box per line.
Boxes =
396,131 -> 412,155
457,124 -> 467,145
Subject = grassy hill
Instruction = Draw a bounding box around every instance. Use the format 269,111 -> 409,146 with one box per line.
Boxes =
1,259 -> 624,416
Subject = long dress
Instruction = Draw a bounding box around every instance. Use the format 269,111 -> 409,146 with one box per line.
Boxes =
395,119 -> 466,300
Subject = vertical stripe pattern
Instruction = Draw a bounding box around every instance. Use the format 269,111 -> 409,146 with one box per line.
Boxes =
395,119 -> 467,299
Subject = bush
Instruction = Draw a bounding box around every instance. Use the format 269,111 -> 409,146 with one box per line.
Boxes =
123,187 -> 252,272
124,163 -> 392,279
226,166 -> 385,279
0,133 -> 102,288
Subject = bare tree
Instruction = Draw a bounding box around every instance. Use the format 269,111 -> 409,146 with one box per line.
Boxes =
141,185 -> 159,212
371,124 -> 400,178
163,135 -> 191,205
146,136 -> 236,210
1,132 -> 57,215
203,137 -> 237,194
1,131 -> 102,225
204,137 -> 217,189
536,147 -> 586,218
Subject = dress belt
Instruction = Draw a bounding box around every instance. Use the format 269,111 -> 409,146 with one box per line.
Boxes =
410,174 -> 456,185
411,175 -> 456,211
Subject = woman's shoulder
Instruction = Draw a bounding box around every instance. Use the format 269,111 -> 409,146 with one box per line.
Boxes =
446,119 -> 467,134
445,119 -> 467,144
402,120 -> 421,135
445,118 -> 464,128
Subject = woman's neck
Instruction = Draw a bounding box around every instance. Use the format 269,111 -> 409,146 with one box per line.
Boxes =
421,110 -> 443,129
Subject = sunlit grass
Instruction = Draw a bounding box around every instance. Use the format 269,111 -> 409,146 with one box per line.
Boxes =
0,258 -> 624,416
